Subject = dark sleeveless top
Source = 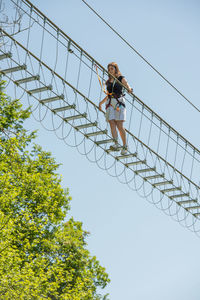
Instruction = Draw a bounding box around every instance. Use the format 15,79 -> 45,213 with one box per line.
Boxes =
106,76 -> 124,97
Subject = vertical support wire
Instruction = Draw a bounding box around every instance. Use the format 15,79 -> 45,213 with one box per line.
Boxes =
87,59 -> 94,99
25,4 -> 32,65
96,66 -> 104,128
172,135 -> 179,182
50,28 -> 59,93
74,49 -> 83,111
0,34 -> 12,88
38,16 -> 46,76
196,181 -> 200,207
61,39 -> 71,111
181,142 -> 187,174
94,69 -> 105,129
84,59 -> 94,122
14,45 -> 26,100
127,95 -> 135,144
62,40 -> 70,95
136,104 -> 144,153
153,120 -> 162,169
178,142 -> 188,195
190,149 -> 195,181
187,149 -> 196,199
146,112 -> 153,148
9,0 -> 19,54
163,127 -> 170,175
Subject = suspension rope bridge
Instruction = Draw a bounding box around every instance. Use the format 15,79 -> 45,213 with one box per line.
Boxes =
1,0 -> 200,236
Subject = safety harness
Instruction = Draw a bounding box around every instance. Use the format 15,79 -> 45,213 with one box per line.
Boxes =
106,93 -> 125,111
95,64 -> 125,112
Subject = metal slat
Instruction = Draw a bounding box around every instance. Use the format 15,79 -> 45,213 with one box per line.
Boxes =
95,139 -> 114,145
193,213 -> 200,217
106,146 -> 123,153
125,160 -> 146,167
160,186 -> 181,193
40,94 -> 64,103
75,122 -> 97,130
115,152 -> 137,160
52,104 -> 76,112
177,199 -> 197,205
28,84 -> 52,95
153,180 -> 173,187
143,173 -> 164,180
14,75 -> 40,85
0,52 -> 12,60
64,113 -> 87,122
185,205 -> 200,211
85,130 -> 107,138
0,64 -> 26,74
170,193 -> 189,199
135,167 -> 156,174
115,153 -> 137,160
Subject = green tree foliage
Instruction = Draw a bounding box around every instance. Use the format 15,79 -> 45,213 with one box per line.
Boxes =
0,80 -> 110,299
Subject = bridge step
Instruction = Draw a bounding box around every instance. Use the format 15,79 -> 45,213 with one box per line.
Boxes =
0,64 -> 26,74
125,160 -> 146,167
161,186 -> 181,193
85,130 -> 107,138
0,52 -> 12,60
177,199 -> 197,205
143,173 -> 164,180
185,205 -> 200,211
40,94 -> 64,103
64,113 -> 87,122
106,146 -> 123,153
115,153 -> 137,160
193,213 -> 200,217
14,75 -> 40,85
95,139 -> 114,145
135,167 -> 156,174
153,180 -> 173,187
28,84 -> 52,95
53,104 -> 76,112
75,122 -> 97,130
170,193 -> 189,199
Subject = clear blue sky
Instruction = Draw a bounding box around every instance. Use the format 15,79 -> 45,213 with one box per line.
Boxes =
6,0 -> 200,299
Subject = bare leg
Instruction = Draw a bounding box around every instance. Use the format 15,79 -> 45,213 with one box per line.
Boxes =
109,120 -> 118,142
116,120 -> 126,146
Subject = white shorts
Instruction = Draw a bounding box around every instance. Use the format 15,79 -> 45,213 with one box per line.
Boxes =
106,97 -> 126,121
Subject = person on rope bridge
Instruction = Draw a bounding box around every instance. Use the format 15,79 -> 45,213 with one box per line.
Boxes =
99,62 -> 133,155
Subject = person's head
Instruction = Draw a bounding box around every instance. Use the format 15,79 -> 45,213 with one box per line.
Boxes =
107,62 -> 121,80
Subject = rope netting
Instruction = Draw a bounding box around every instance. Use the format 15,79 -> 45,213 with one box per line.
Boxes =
1,0 -> 200,235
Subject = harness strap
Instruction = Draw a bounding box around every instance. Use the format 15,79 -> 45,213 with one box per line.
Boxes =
95,64 -> 113,97
106,94 -> 125,110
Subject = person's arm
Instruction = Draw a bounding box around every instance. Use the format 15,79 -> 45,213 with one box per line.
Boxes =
99,95 -> 108,111
121,78 -> 133,93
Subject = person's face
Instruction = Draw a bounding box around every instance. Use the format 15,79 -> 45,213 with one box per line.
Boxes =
108,65 -> 116,75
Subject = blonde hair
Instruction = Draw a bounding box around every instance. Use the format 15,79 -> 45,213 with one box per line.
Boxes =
107,62 -> 121,81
